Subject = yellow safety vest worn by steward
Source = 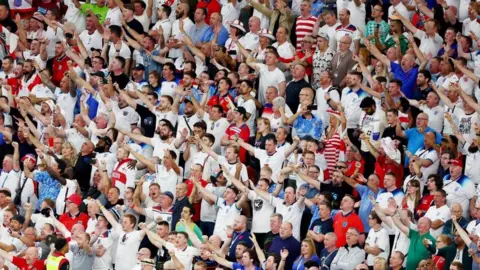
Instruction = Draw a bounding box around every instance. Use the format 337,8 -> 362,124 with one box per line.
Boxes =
46,254 -> 66,270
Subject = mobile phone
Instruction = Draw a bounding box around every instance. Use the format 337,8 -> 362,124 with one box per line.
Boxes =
307,105 -> 318,111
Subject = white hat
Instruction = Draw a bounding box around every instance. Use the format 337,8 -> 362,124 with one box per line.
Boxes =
381,137 -> 401,164
229,20 -> 246,33
258,29 -> 275,40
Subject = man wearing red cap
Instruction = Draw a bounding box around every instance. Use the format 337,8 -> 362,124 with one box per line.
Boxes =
58,194 -> 89,231
443,158 -> 475,218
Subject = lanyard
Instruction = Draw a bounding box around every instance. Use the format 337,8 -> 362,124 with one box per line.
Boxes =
1,172 -> 9,188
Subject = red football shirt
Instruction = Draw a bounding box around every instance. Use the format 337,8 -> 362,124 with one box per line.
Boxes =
51,55 -> 71,87
184,179 -> 208,222
225,123 -> 250,163
196,0 -> 221,24
12,256 -> 46,270
375,155 -> 404,188
207,93 -> 232,115
333,211 -> 364,247
58,212 -> 89,231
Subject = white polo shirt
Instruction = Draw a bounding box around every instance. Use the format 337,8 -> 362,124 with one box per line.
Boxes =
79,30 -> 103,53
169,18 -> 194,58
0,169 -> 20,199
108,41 -> 132,60
105,7 -> 122,27
56,179 -> 78,215
424,204 -> 451,238
365,227 -> 390,266
269,196 -> 305,240
213,198 -> 242,241
155,164 -> 179,194
254,147 -> 286,184
414,30 -> 443,58
242,32 -> 260,51
202,114 -> 229,154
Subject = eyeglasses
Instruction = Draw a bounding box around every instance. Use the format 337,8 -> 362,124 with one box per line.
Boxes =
417,118 -> 428,121
308,171 -> 320,174
334,165 -> 347,169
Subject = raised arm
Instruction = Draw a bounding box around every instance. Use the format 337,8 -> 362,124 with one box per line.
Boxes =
193,179 -> 218,203
140,223 -> 168,248
235,138 -> 256,155
364,38 -> 390,67
431,82 -> 454,109
212,254 -> 234,269
391,210 -> 410,236
395,10 -> 418,34
96,200 -> 119,228
119,129 -> 153,145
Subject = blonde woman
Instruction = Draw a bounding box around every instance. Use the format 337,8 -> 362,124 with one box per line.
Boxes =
292,238 -> 321,270
62,142 -> 77,167
255,117 -> 273,149
402,179 -> 421,213
372,60 -> 389,81
373,257 -> 388,270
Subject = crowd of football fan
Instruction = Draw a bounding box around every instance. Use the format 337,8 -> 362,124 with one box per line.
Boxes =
0,0 -> 480,269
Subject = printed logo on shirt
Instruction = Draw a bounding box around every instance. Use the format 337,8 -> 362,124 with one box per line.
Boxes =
254,199 -> 263,211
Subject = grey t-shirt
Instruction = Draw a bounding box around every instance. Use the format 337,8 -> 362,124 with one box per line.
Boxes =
70,243 -> 96,270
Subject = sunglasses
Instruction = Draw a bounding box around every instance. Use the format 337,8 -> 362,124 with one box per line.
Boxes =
334,165 -> 347,169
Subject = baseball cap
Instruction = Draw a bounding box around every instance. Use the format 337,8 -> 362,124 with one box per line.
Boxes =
318,32 -> 329,41
21,154 -> 36,166
133,64 -> 145,71
449,159 -> 463,167
234,106 -> 247,117
66,194 -> 82,207
162,191 -> 174,201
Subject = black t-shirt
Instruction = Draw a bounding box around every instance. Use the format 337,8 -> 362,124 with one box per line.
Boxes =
263,231 -> 279,251
285,79 -> 311,113
135,104 -> 157,138
309,218 -> 333,253
74,153 -> 96,192
111,73 -> 130,90
124,18 -> 144,37
321,182 -> 353,210
105,198 -> 124,210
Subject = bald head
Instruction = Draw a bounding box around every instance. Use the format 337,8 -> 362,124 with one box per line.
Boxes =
209,235 -> 222,248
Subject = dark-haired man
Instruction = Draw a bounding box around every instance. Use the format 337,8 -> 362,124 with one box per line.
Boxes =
358,96 -> 387,176
45,238 -> 70,270
104,25 -> 131,75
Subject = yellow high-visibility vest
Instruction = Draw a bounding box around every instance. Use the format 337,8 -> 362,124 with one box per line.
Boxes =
45,254 -> 66,270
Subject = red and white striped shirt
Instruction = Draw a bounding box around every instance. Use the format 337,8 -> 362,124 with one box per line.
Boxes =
323,132 -> 342,177
295,16 -> 317,50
